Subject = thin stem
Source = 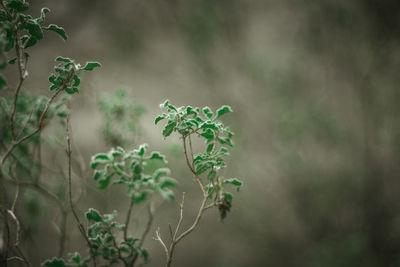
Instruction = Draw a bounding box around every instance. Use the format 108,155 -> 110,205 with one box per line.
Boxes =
66,115 -> 97,267
166,196 -> 207,267
182,135 -> 204,194
124,199 -> 134,241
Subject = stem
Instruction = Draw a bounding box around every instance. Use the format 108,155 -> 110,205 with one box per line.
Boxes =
66,115 -> 97,267
166,196 -> 207,267
124,199 -> 134,241
182,135 -> 204,194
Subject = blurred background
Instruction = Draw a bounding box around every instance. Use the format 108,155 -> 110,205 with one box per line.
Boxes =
3,0 -> 400,266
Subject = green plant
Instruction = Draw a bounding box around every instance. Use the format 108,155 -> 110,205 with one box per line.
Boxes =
0,1 -> 100,266
0,1 -> 242,267
154,100 -> 242,267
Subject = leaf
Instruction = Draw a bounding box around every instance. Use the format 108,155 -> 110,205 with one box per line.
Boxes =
8,58 -> 17,64
86,208 -> 103,222
44,24 -> 68,40
133,191 -> 147,204
163,121 -> 177,137
24,36 -> 37,49
6,0 -> 29,12
206,143 -> 214,153
153,168 -> 170,182
64,87 -> 75,94
55,56 -> 71,63
216,105 -> 233,118
223,178 -> 243,191
68,252 -> 81,264
155,114 -> 166,124
41,258 -> 66,267
36,7 -> 50,24
138,144 -> 147,156
0,75 -> 7,90
97,173 -> 114,189
202,106 -> 214,119
140,249 -> 149,261
82,62 -> 101,71
207,169 -> 216,180
159,188 -> 174,200
72,75 -> 80,86
160,177 -> 178,188
149,151 -> 166,162
21,21 -> 43,40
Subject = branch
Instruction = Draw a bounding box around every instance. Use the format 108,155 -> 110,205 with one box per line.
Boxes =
66,115 -> 97,267
182,135 -> 204,194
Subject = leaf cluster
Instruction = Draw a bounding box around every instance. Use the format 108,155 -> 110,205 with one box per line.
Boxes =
90,144 -> 178,203
49,57 -> 100,94
156,100 -> 242,219
0,1 -> 68,89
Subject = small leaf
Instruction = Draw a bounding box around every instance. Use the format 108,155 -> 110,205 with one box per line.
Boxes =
202,106 -> 214,119
206,143 -> 214,153
149,151 -> 166,162
68,252 -> 81,264
24,36 -> 38,48
160,177 -> 178,188
8,58 -> 17,64
163,121 -> 176,137
55,56 -> 71,63
159,188 -> 174,200
133,191 -> 147,204
223,178 -> 243,191
0,75 -> 7,90
82,62 -> 101,71
41,258 -> 66,267
6,0 -> 29,12
155,114 -> 166,124
44,24 -> 68,40
138,144 -> 147,156
216,105 -> 232,118
72,75 -> 80,86
86,208 -> 103,222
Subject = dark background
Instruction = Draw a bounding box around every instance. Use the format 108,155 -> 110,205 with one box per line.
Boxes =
5,0 -> 400,266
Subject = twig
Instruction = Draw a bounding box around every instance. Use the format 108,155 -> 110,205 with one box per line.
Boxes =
7,209 -> 32,267
124,199 -> 134,241
182,135 -> 204,194
66,115 -> 97,267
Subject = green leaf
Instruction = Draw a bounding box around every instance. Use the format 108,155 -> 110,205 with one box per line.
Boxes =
55,56 -> 71,63
44,24 -> 68,40
8,58 -> 17,64
153,168 -> 170,182
36,7 -> 50,24
0,75 -> 7,90
202,106 -> 214,119
41,258 -> 66,267
206,143 -> 214,153
72,75 -> 80,86
24,36 -> 38,49
86,208 -> 103,222
207,169 -> 216,180
223,178 -> 243,191
159,188 -> 174,200
6,0 -> 29,12
160,177 -> 178,188
21,21 -> 44,40
140,249 -> 149,261
138,144 -> 147,156
68,252 -> 81,264
163,121 -> 177,137
216,105 -> 233,118
133,191 -> 147,204
82,62 -> 101,71
155,114 -> 166,124
98,173 -> 114,189
149,151 -> 166,162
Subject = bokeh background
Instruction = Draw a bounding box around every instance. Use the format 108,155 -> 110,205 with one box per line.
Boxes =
4,0 -> 400,266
